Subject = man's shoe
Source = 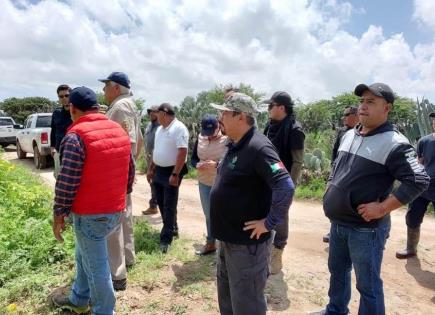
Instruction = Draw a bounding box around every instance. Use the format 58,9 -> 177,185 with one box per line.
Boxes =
195,242 -> 217,256
396,227 -> 420,259
160,243 -> 170,254
52,294 -> 90,314
323,233 -> 330,243
142,206 -> 158,215
112,278 -> 127,291
308,310 -> 326,315
173,229 -> 179,239
270,246 -> 284,274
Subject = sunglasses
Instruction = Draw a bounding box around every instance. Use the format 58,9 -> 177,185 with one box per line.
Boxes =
58,94 -> 70,99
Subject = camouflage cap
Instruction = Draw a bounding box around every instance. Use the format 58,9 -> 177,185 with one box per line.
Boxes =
211,92 -> 259,115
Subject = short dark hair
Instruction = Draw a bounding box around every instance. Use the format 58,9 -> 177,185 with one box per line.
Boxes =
57,84 -> 71,95
344,106 -> 358,114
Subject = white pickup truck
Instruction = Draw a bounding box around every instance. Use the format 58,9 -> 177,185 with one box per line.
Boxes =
0,116 -> 23,148
16,113 -> 52,169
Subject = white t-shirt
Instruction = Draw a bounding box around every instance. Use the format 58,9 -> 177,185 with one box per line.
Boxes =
153,118 -> 189,167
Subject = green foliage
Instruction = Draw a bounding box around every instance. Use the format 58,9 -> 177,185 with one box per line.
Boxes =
0,97 -> 58,123
295,176 -> 326,200
0,157 -> 74,310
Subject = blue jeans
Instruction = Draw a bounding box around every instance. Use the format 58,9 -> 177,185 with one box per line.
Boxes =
326,220 -> 391,315
69,213 -> 121,315
198,182 -> 214,243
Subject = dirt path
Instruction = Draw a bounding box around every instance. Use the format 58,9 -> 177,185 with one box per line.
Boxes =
3,147 -> 435,314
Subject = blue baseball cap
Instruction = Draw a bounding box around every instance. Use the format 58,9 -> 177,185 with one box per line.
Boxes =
201,114 -> 219,136
99,71 -> 130,89
69,86 -> 99,111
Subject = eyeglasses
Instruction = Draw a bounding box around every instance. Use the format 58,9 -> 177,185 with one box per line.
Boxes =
58,94 -> 70,99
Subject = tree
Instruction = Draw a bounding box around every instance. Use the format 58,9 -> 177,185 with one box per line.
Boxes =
0,97 -> 58,123
175,83 -> 265,162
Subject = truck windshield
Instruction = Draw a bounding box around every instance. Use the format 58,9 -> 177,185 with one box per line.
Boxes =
35,116 -> 52,128
0,118 -> 14,126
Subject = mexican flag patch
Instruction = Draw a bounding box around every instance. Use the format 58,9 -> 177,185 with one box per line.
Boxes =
270,161 -> 285,173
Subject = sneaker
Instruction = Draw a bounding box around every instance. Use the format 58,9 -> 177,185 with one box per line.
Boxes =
195,242 -> 217,256
308,310 -> 326,315
323,233 -> 330,243
52,294 -> 90,314
142,206 -> 158,215
173,229 -> 179,239
112,278 -> 127,291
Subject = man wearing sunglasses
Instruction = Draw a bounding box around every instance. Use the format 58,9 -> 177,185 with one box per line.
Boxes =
50,84 -> 73,179
263,91 -> 305,274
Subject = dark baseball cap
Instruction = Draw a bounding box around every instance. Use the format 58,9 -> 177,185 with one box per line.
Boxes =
99,72 -> 130,89
429,112 -> 435,118
354,83 -> 395,104
263,91 -> 293,107
201,114 -> 219,136
158,103 -> 175,115
69,86 -> 99,111
147,105 -> 159,114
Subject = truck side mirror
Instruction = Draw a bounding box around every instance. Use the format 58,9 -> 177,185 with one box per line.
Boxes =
13,124 -> 24,129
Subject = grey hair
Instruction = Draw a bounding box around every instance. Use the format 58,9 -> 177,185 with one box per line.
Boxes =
110,81 -> 130,95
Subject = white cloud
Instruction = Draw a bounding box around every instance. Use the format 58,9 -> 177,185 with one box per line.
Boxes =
0,0 -> 434,107
414,0 -> 435,32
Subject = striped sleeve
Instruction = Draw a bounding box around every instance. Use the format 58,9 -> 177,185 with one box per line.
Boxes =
53,133 -> 85,217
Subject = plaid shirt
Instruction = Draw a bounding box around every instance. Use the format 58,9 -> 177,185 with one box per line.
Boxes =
53,133 -> 135,217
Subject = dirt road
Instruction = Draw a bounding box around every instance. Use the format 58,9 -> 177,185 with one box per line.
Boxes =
3,147 -> 435,314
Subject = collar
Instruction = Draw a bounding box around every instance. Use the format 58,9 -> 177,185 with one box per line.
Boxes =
109,93 -> 131,107
228,127 -> 255,152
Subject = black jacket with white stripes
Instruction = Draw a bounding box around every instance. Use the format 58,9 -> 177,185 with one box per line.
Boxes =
323,122 -> 430,228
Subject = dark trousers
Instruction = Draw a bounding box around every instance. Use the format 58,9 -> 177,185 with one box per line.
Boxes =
217,238 -> 272,315
149,183 -> 158,208
153,181 -> 179,245
406,183 -> 435,229
153,165 -> 186,245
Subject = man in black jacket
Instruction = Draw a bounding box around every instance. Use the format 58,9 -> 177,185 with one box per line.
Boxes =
263,91 -> 305,274
210,93 -> 294,315
313,83 -> 430,315
50,84 -> 72,178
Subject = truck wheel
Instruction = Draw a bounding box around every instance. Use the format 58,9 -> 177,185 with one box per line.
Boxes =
16,141 -> 27,159
33,146 -> 47,169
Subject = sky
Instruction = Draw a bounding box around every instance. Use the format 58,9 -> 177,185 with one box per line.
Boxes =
0,0 -> 434,107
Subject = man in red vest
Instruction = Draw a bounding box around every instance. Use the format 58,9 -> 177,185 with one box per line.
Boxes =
51,86 -> 135,315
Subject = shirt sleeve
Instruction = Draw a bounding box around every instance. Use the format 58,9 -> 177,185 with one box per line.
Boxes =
253,145 -> 295,230
53,133 -> 85,217
289,127 -> 305,150
175,125 -> 189,148
386,143 -> 430,205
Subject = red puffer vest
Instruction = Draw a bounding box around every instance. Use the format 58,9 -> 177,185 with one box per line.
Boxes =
66,113 -> 131,215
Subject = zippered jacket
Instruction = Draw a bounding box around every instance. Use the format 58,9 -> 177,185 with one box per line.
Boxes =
323,122 -> 430,228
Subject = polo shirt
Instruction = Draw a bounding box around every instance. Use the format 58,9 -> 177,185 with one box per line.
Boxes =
210,128 -> 289,245
153,118 -> 189,167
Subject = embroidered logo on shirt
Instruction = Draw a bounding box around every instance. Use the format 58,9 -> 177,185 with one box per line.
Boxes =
270,161 -> 285,173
